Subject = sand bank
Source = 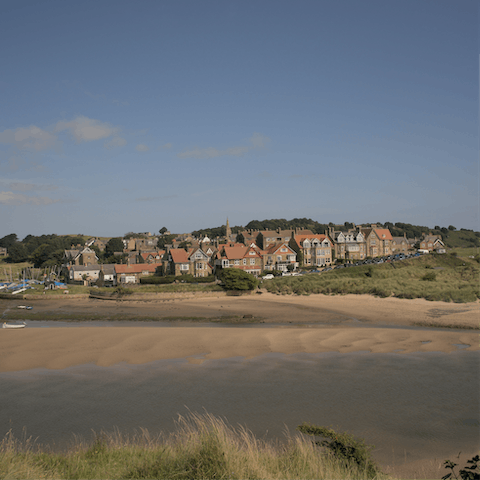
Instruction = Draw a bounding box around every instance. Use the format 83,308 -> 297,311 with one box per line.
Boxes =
1,293 -> 478,372
0,325 -> 478,372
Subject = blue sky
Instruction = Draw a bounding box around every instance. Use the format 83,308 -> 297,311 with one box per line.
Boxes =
0,0 -> 478,239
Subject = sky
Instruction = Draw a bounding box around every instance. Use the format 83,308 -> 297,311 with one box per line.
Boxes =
0,0 -> 478,239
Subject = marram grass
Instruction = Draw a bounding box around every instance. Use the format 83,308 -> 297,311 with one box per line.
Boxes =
0,412 -> 391,480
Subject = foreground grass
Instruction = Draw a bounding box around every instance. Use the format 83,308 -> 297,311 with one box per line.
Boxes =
0,413 -> 390,480
265,254 -> 480,303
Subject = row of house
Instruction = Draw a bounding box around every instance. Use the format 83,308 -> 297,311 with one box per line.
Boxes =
62,225 -> 446,284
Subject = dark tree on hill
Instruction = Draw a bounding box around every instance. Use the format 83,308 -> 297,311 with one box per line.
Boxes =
159,227 -> 168,235
0,233 -> 18,249
105,238 -> 124,257
5,242 -> 28,263
157,234 -> 176,249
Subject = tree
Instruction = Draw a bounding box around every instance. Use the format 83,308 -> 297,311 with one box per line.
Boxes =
448,225 -> 456,231
105,238 -> 124,257
159,227 -> 168,235
157,234 -> 176,249
5,242 -> 28,263
219,268 -> 259,291
0,233 -> 18,249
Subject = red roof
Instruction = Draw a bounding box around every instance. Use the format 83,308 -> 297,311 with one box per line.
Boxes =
170,249 -> 189,263
115,263 -> 160,274
374,229 -> 393,241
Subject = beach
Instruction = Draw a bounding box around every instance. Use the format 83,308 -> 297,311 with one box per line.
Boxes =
0,292 -> 478,371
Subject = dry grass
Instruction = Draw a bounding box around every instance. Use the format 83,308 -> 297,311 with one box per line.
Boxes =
0,412 -> 391,480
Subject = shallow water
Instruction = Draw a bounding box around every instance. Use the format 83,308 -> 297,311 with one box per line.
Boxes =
1,348 -> 478,476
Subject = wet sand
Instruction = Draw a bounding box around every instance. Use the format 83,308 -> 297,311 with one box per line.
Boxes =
0,293 -> 478,372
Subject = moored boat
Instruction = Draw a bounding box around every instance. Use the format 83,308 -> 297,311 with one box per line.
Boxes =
2,322 -> 26,329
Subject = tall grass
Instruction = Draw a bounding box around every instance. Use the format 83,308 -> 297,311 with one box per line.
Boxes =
0,413 -> 390,480
265,255 -> 480,302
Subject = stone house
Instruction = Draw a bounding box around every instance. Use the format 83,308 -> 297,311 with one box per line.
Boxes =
262,243 -> 298,272
420,235 -> 446,253
215,243 -> 264,277
290,233 -> 333,267
392,235 -> 409,254
328,227 -> 366,261
360,225 -> 393,258
63,246 -> 99,266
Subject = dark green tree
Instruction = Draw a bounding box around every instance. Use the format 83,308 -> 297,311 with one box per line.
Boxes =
0,233 -> 18,249
219,268 -> 259,290
105,238 -> 124,257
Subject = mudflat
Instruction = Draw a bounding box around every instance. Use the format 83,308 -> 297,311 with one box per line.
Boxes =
0,293 -> 478,372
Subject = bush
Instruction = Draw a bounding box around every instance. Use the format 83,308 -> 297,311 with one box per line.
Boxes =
219,268 -> 259,291
422,272 -> 437,281
297,423 -> 382,478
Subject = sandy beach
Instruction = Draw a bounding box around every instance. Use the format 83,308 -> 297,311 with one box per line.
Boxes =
0,293 -> 478,372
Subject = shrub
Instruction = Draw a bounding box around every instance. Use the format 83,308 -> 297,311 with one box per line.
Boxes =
422,272 -> 437,281
297,423 -> 382,478
219,268 -> 259,291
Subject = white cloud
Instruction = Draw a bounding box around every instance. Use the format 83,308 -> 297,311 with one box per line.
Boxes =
135,195 -> 177,202
136,144 -> 149,152
0,126 -> 57,151
177,145 -> 249,159
158,143 -> 172,150
104,136 -> 127,149
0,191 -> 60,206
8,182 -> 57,192
55,116 -> 119,143
177,132 -> 270,159
250,132 -> 270,149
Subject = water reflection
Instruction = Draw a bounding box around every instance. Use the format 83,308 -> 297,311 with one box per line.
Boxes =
0,351 -> 478,474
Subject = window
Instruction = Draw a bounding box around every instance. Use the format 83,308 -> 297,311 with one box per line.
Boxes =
243,259 -> 246,265
196,263 -> 203,269
281,248 -> 287,252
180,264 -> 189,271
250,258 -> 255,265
277,255 -> 282,261
235,260 -> 240,265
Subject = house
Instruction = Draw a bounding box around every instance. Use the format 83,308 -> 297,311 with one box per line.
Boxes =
262,243 -> 298,272
66,265 -> 102,284
138,250 -> 165,264
188,247 -> 213,277
420,235 -> 446,253
255,228 -> 313,250
328,227 -> 366,261
215,243 -> 264,276
163,248 -> 191,276
115,263 -> 161,284
0,247 -> 7,256
98,265 -> 117,286
63,246 -> 99,266
360,225 -> 393,258
290,233 -> 333,267
392,235 -> 409,254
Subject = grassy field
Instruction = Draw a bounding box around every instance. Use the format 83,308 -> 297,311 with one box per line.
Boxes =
0,413 -> 390,480
264,254 -> 480,303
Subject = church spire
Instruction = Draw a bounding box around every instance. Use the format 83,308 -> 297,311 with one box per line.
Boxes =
226,217 -> 231,239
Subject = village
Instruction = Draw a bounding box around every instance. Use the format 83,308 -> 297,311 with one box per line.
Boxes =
60,221 -> 446,287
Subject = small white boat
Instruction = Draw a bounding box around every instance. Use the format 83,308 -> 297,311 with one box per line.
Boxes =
17,305 -> 33,310
2,322 -> 26,329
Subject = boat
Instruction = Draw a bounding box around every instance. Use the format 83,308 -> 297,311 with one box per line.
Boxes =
17,305 -> 33,310
2,322 -> 26,329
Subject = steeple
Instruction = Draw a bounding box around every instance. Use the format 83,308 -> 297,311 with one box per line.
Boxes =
226,218 -> 232,239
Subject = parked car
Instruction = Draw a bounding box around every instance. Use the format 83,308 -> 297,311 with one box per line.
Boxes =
262,274 -> 274,280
